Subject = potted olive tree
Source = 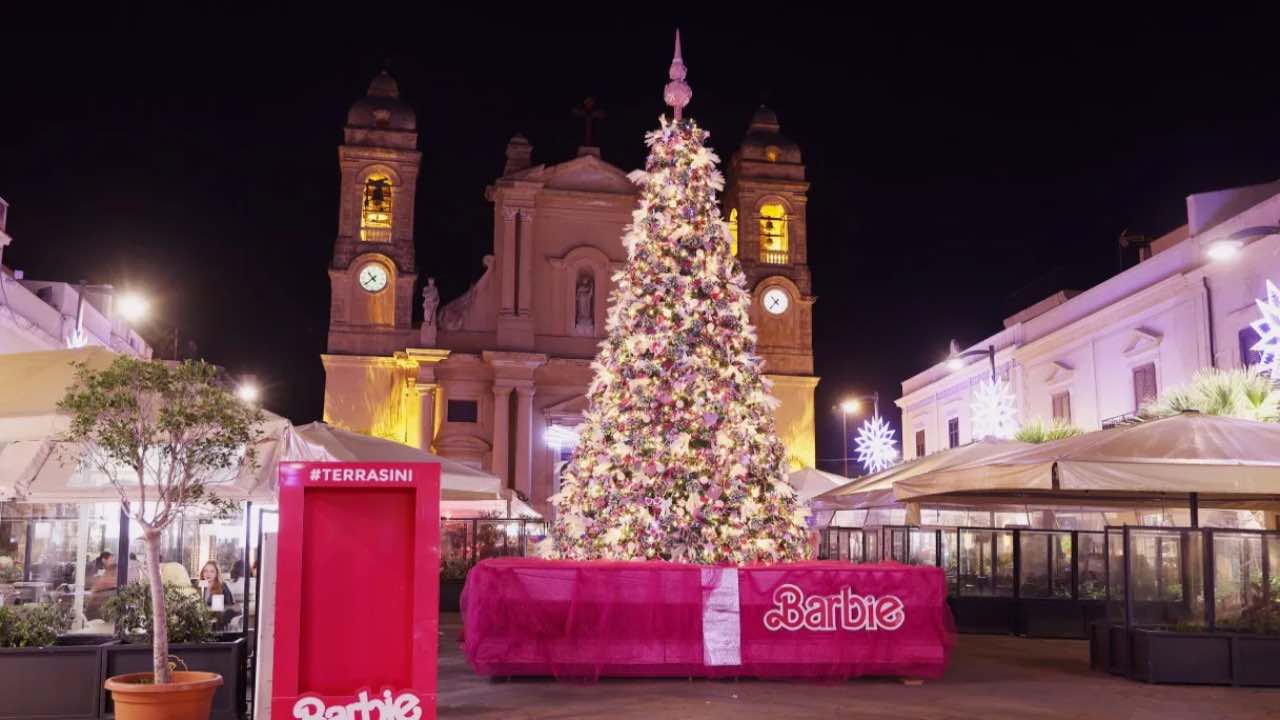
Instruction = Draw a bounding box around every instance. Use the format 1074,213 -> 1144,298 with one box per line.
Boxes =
60,356 -> 261,720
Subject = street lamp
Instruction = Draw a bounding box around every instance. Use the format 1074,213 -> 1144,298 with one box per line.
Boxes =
115,292 -> 191,360
834,392 -> 880,478
236,382 -> 260,404
116,293 -> 149,324
946,340 -> 997,382
1206,224 -> 1280,262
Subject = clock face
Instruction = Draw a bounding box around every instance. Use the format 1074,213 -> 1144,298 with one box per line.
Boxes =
357,262 -> 389,293
762,287 -> 790,315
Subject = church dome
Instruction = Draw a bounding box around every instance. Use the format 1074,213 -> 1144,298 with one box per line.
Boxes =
346,70 -> 417,132
738,105 -> 801,164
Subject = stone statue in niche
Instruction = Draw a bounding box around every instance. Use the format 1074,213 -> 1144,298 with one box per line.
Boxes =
575,273 -> 595,333
421,277 -> 440,325
419,277 -> 440,346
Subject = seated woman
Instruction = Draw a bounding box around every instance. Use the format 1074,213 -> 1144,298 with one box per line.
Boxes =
199,561 -> 236,628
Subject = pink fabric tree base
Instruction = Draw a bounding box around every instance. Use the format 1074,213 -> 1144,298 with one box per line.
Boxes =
462,558 -> 955,681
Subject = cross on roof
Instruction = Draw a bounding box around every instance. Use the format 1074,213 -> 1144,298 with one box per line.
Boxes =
572,97 -> 606,147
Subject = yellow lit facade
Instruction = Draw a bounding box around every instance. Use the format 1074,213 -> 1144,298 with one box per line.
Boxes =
759,203 -> 788,264
728,208 -> 739,256
360,174 -> 393,242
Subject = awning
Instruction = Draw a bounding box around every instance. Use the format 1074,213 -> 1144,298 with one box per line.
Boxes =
893,413 -> 1280,509
811,439 -> 1030,511
786,467 -> 851,502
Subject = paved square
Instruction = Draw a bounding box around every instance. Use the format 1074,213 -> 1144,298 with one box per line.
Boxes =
438,614 -> 1279,719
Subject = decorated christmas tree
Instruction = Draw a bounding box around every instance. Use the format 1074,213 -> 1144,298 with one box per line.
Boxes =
551,33 -> 810,564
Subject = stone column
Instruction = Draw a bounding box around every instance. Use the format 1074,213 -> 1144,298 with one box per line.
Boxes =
416,383 -> 438,453
491,383 -> 514,487
514,384 -> 536,502
499,207 -> 518,315
517,208 -> 535,316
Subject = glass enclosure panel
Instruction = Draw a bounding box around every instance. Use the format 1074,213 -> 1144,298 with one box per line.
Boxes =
1105,528 -> 1125,621
441,520 -> 472,565
909,529 -> 937,566
1127,528 -> 1204,628
941,529 -> 958,595
888,528 -> 909,563
1213,532 -> 1265,631
1078,532 -> 1106,599
995,531 -> 1014,595
958,529 -> 1013,597
0,502 -> 264,633
1024,530 -> 1075,597
846,529 -> 864,562
1020,532 -> 1051,598
819,528 -> 863,562
864,529 -> 881,563
1270,535 -> 1280,599
475,520 -> 521,560
523,522 -> 548,556
1050,533 -> 1073,599
0,503 -> 123,626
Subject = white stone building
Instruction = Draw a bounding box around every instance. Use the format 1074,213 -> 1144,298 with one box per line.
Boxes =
897,179 -> 1280,459
0,196 -> 151,358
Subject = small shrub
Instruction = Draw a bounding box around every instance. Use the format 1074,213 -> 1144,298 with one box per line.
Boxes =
0,602 -> 71,648
441,558 -> 473,581
103,581 -> 215,644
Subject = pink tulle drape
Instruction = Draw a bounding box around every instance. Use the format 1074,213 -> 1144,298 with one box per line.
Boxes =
462,559 -> 954,681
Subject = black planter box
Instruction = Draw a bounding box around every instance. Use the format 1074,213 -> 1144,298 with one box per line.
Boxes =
948,596 -> 1017,634
1091,623 -> 1280,687
1018,599 -> 1105,639
103,638 -> 247,720
1089,621 -> 1136,675
1233,634 -> 1280,686
441,578 -> 465,612
1131,628 -> 1232,685
0,638 -> 113,720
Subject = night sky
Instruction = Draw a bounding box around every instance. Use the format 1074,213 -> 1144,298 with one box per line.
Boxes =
2,13 -> 1278,473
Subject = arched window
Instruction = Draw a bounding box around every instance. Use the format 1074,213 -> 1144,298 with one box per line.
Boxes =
728,208 -> 739,256
360,174 -> 393,242
759,203 -> 788,264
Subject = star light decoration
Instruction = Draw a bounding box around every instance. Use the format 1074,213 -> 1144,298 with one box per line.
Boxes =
970,377 -> 1019,439
1251,279 -> 1280,377
854,415 -> 898,473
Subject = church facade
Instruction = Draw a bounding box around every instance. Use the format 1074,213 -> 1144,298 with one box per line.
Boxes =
322,72 -> 818,517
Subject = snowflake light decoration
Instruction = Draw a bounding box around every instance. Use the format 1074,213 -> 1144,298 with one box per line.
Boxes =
971,377 -> 1018,439
1251,279 -> 1280,377
854,414 -> 898,473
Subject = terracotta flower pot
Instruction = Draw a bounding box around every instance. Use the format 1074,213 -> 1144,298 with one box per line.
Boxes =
105,670 -> 223,720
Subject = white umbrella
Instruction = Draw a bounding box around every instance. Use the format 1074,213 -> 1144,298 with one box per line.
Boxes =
282,422 -> 504,502
811,438 -> 1029,510
0,346 -> 117,442
786,467 -> 851,503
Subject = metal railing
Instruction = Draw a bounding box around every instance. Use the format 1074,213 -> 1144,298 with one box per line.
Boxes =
820,525 -> 1108,601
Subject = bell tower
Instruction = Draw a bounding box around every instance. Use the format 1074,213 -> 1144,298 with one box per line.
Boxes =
723,106 -> 814,375
723,106 -> 818,468
327,69 -> 422,356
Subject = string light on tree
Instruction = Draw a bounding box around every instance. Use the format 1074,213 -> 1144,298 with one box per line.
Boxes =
549,32 -> 810,564
1251,279 -> 1280,377
970,377 -> 1019,439
854,415 -> 898,473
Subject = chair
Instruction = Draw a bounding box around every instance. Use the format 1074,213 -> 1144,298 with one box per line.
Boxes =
158,562 -> 199,597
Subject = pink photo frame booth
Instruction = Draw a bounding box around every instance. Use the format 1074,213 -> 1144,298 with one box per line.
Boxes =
271,462 -> 440,720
